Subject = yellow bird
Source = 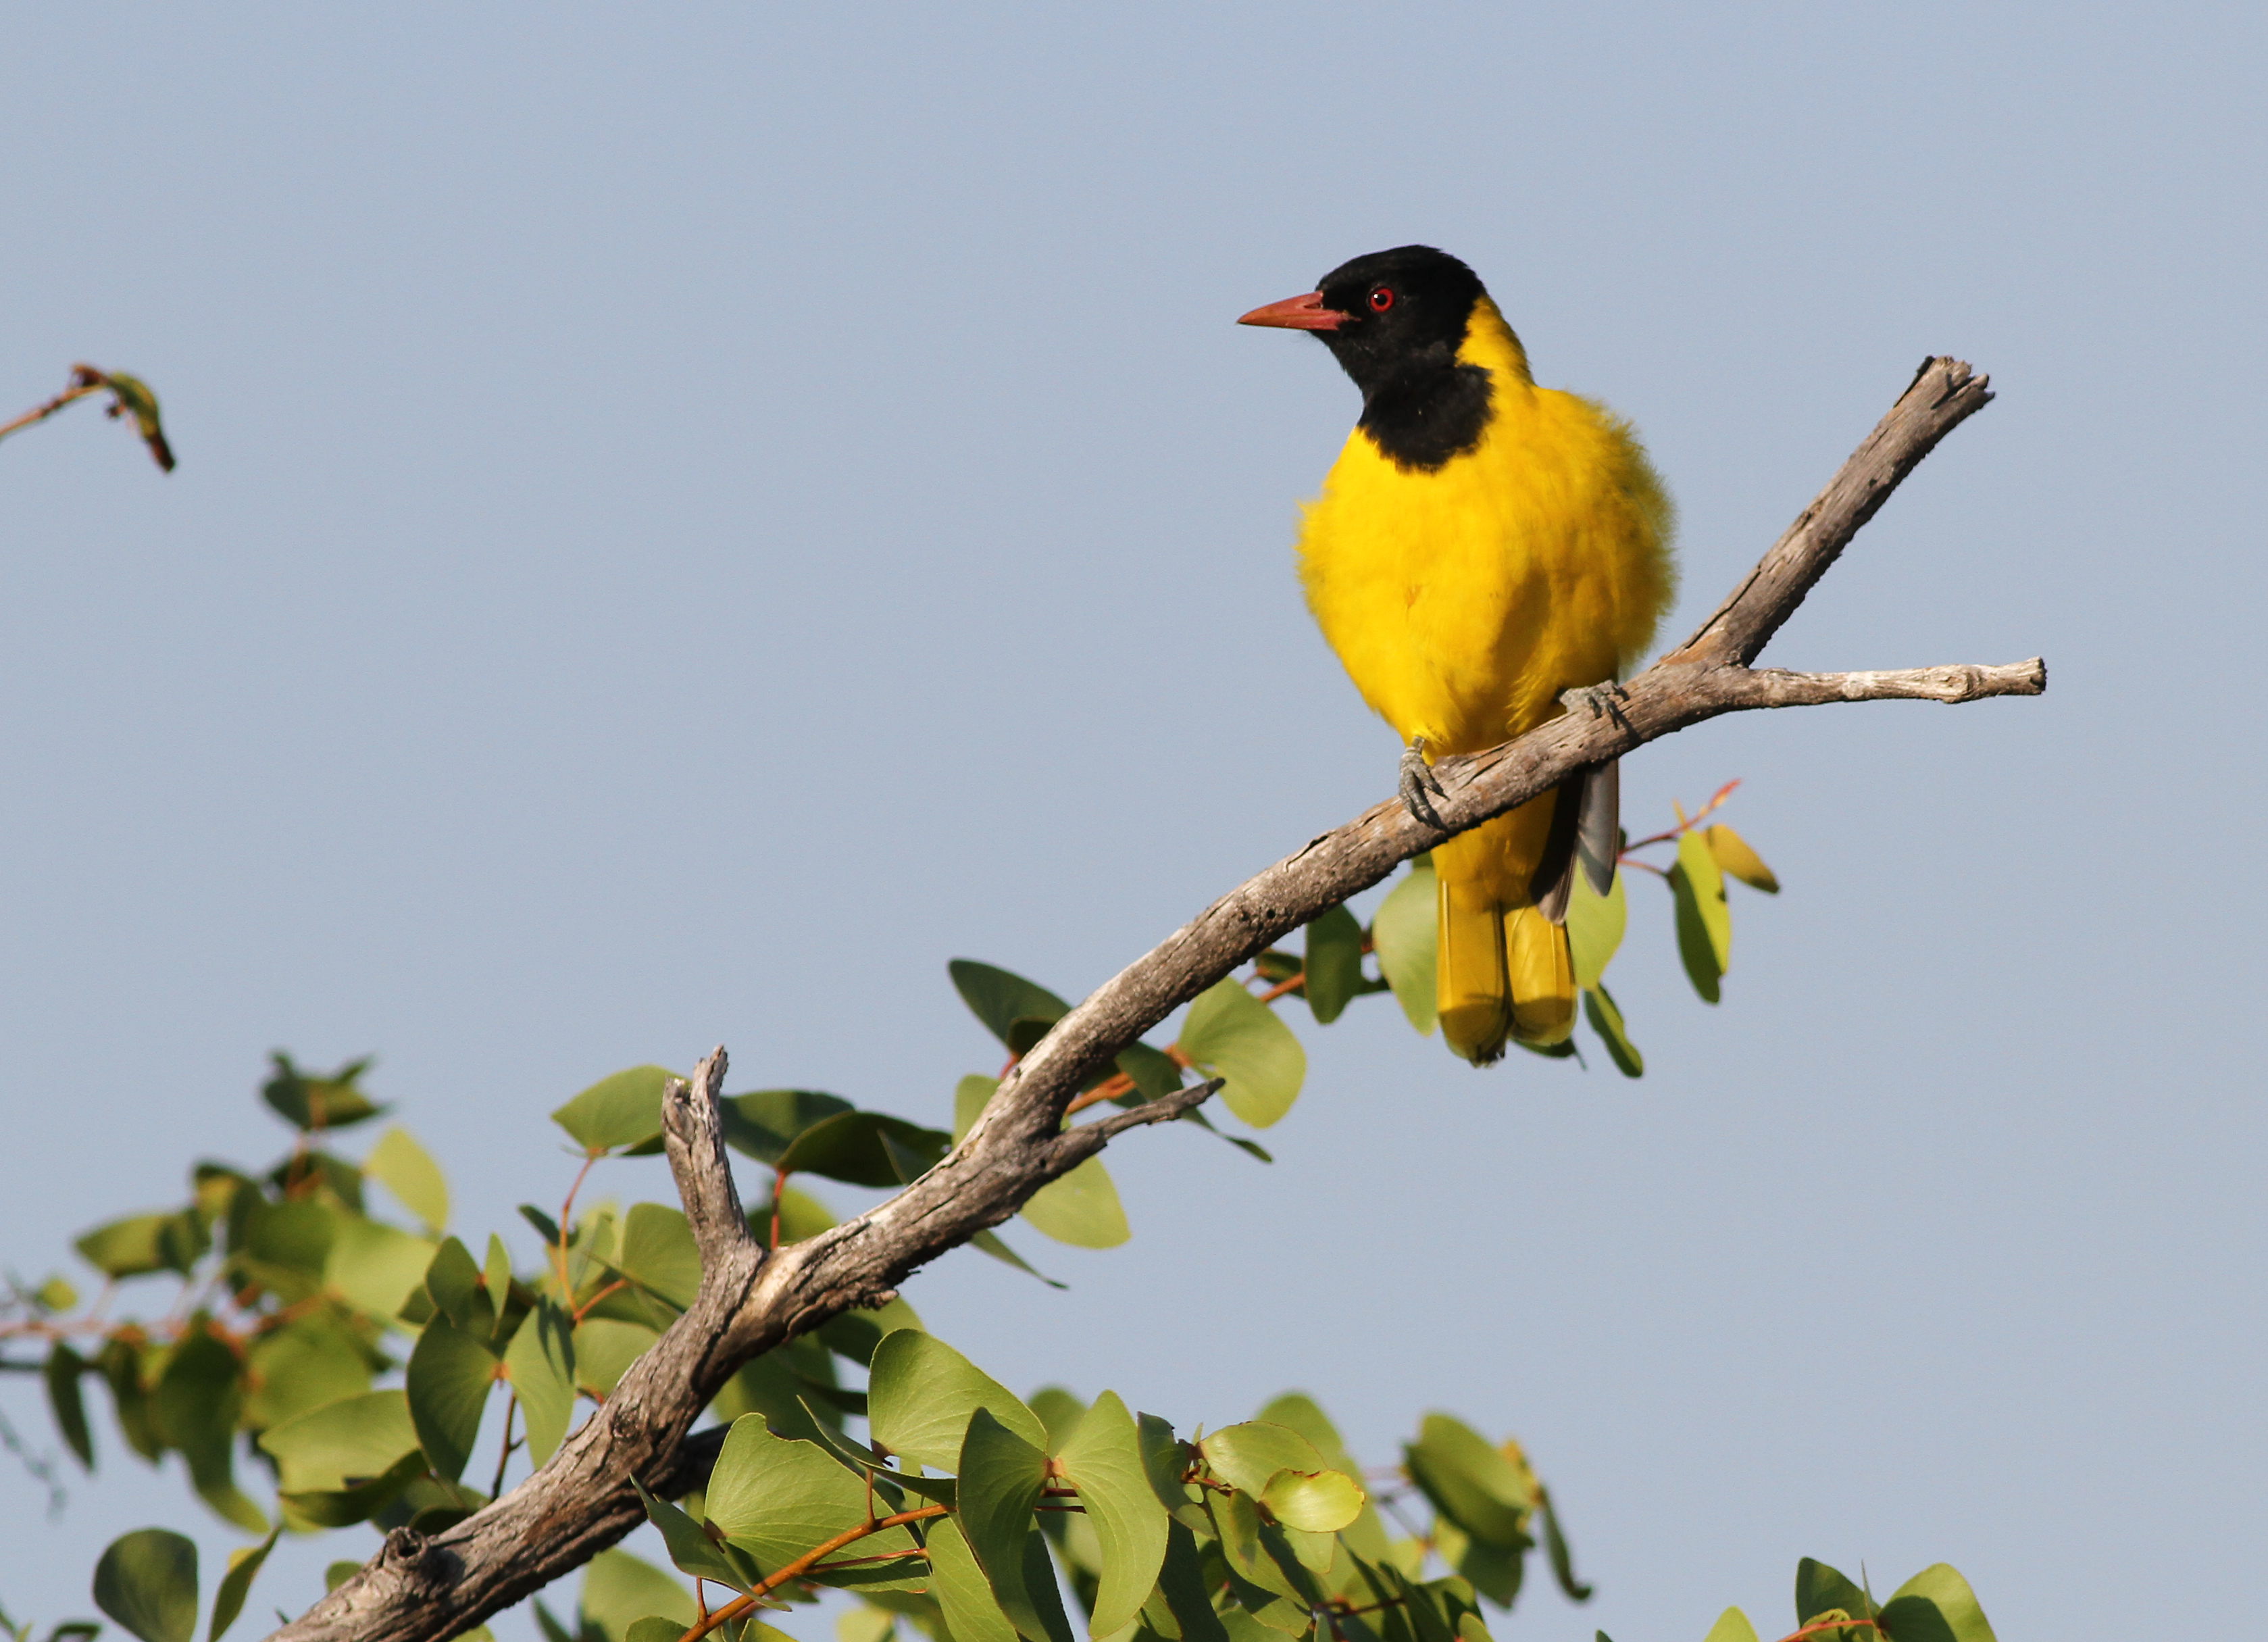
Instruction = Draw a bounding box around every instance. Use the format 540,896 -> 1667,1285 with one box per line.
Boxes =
1241,247 -> 1676,1064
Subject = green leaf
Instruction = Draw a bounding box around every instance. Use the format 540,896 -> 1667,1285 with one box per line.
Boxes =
1259,1469 -> 1363,1534
1253,1393 -> 1390,1561
92,1530 -> 197,1642
1154,1520 -> 1231,1642
1115,1041 -> 1186,1101
1403,1415 -> 1531,1550
1198,1423 -> 1323,1497
720,1089 -> 859,1164
968,1228 -> 1069,1287
34,1274 -> 80,1312
954,1074 -> 999,1145
792,1403 -> 955,1503
1206,1490 -> 1311,1615
243,1314 -> 374,1432
580,1549 -> 692,1642
97,371 -> 176,471
1302,905 -> 1365,1024
1700,1611 -> 1759,1642
1176,980 -> 1305,1129
324,1216 -> 437,1324
280,1451 -> 426,1528
259,1390 -> 419,1493
703,1416 -> 922,1586
262,1053 -> 386,1131
406,1320 -> 499,1481
1582,987 -> 1644,1078
776,1111 -> 953,1189
1880,1565 -> 1995,1642
1537,1488 -> 1590,1601
926,1516 -> 1019,1642
76,1213 -> 191,1280
957,1408 -> 1058,1642
1019,1156 -> 1130,1249
1794,1559 -> 1874,1626
155,1326 -> 266,1533
424,1237 -> 495,1337
612,1204 -> 702,1311
572,1318 -> 660,1399
45,1342 -> 93,1467
363,1128 -> 449,1235
1706,825 -> 1780,893
503,1299 -> 578,1465
1055,1391 -> 1169,1635
208,1530 -> 278,1642
1565,866 -> 1627,991
630,1480 -> 747,1591
867,1330 -> 1047,1469
814,1295 -> 924,1368
1671,832 -> 1731,1003
1430,1517 -> 1522,1608
1371,855 -> 1438,1035
551,1066 -> 678,1155
950,960 -> 1072,1048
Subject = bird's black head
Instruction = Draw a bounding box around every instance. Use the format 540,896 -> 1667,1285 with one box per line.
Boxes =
1240,245 -> 1496,470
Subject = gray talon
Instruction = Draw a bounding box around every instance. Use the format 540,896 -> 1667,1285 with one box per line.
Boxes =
1560,680 -> 1633,730
1398,737 -> 1449,830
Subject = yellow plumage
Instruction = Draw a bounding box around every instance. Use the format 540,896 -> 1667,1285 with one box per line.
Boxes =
1295,297 -> 1676,1062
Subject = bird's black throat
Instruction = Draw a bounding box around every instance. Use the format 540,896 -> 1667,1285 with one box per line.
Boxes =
1356,359 -> 1494,472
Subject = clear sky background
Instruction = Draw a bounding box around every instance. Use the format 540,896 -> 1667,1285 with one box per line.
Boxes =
2,6 -> 2261,1639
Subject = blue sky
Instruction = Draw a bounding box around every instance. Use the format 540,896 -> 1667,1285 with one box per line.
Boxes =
2,7 -> 2261,1639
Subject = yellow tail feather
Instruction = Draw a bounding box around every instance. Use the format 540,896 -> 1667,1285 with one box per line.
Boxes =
1505,907 -> 1576,1045
1431,798 -> 1577,1064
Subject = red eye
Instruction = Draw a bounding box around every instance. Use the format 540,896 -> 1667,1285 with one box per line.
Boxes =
1368,286 -> 1395,312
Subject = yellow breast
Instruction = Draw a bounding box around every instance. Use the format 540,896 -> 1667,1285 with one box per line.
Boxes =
1294,299 -> 1676,754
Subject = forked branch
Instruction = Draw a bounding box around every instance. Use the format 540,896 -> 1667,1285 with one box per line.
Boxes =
272,356 -> 2039,1642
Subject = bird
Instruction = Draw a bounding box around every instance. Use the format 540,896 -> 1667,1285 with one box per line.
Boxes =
1240,246 -> 1676,1065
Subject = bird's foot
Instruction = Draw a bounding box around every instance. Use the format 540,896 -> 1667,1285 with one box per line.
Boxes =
1398,737 -> 1450,830
1560,679 -> 1632,730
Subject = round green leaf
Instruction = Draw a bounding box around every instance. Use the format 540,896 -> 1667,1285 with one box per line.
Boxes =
1197,1422 -> 1324,1497
258,1389 -> 418,1493
928,1518 -> 1019,1642
1370,855 -> 1438,1034
1302,904 -> 1365,1024
1259,1468 -> 1364,1533
949,960 -> 1072,1047
867,1330 -> 1046,1469
550,1066 -> 678,1155
406,1320 -> 499,1482
1175,978 -> 1305,1129
1055,1391 -> 1169,1635
1566,867 -> 1627,991
363,1127 -> 449,1235
1019,1155 -> 1130,1249
93,1529 -> 197,1642
503,1299 -> 578,1465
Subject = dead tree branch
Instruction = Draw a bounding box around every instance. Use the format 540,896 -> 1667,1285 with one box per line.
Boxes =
272,356 -> 2038,1642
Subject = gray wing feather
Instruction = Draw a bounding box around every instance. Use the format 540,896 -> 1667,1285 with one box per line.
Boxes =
1576,758 -> 1620,897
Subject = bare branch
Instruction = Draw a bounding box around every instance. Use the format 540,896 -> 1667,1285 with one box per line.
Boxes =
268,356 -> 2040,1642
1671,356 -> 1994,666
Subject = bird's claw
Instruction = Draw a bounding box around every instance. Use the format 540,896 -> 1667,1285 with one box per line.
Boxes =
1560,680 -> 1632,730
1398,737 -> 1449,830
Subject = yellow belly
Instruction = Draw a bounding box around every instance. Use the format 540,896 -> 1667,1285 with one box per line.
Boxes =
1294,300 -> 1675,1058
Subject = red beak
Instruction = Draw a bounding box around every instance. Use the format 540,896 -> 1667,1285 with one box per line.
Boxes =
1237,291 -> 1350,332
